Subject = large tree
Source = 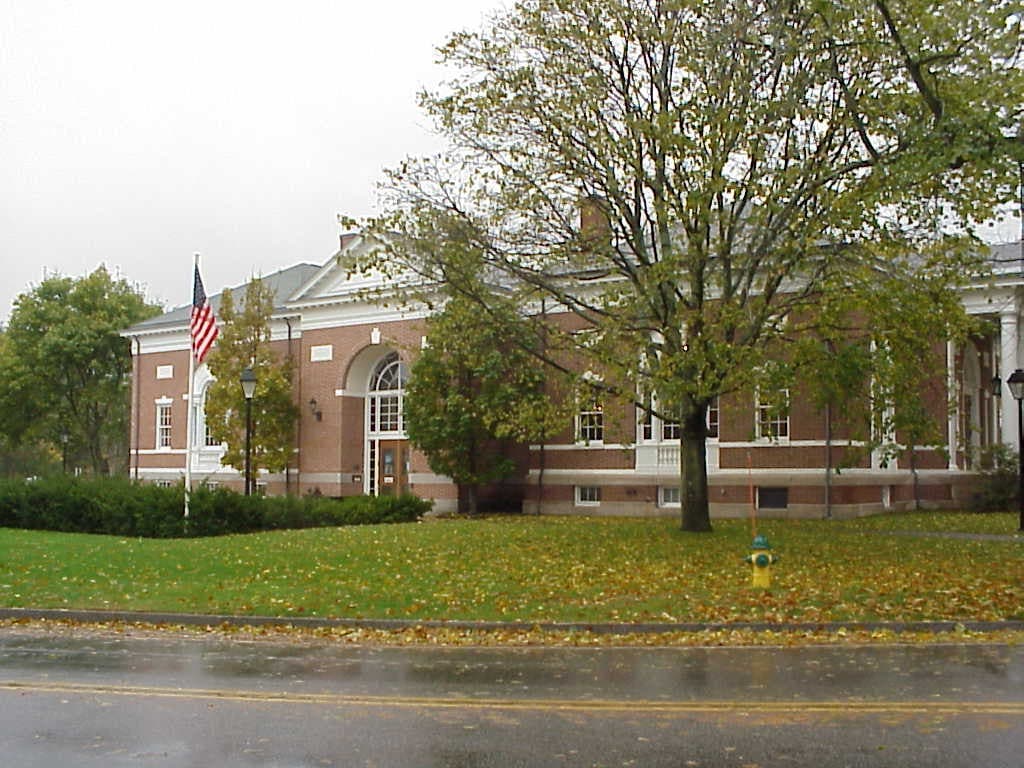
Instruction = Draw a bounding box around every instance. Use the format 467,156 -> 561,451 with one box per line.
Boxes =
0,267 -> 161,475
355,0 -> 1023,531
204,277 -> 298,487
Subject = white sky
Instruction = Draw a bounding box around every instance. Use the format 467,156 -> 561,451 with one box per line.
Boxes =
1,1 -> 1020,324
0,0 -> 505,322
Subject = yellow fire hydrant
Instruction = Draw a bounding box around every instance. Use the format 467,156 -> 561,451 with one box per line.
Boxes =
745,534 -> 779,588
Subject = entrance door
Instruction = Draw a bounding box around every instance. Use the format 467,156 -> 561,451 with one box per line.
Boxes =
377,440 -> 408,496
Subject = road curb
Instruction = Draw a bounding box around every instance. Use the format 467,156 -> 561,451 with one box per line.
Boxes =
1,608 -> 1021,635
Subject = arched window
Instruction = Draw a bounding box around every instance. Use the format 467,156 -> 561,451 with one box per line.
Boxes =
368,353 -> 408,435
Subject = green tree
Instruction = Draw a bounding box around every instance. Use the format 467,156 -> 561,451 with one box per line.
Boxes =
204,277 -> 297,485
356,0 -> 1022,531
405,293 -> 567,515
0,267 -> 161,475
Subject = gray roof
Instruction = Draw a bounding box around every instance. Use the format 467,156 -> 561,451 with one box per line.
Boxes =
125,262 -> 322,334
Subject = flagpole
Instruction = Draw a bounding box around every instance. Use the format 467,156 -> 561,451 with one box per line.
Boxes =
184,254 -> 199,519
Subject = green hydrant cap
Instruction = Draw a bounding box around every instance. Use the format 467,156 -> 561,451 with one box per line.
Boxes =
751,535 -> 771,550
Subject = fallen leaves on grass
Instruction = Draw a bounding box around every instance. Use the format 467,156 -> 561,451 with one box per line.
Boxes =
0,513 -> 1020,625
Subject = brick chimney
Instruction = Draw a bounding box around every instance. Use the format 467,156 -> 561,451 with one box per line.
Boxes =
580,195 -> 610,247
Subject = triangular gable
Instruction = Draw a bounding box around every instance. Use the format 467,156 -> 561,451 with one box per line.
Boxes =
288,233 -> 422,305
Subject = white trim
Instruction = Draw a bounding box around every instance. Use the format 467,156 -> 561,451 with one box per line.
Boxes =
1000,308 -> 1020,450
529,443 -> 629,451
529,467 -> 973,486
156,364 -> 173,379
408,472 -> 454,484
528,439 -> 899,451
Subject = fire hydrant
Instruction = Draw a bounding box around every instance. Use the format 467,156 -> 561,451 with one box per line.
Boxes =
745,534 -> 779,588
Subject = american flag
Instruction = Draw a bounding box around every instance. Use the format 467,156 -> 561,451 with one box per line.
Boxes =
190,265 -> 219,364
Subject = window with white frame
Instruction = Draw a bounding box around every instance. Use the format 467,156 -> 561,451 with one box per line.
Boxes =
576,400 -> 604,443
639,389 -> 654,441
204,419 -> 220,447
640,408 -> 653,441
156,401 -> 172,449
755,389 -> 789,440
201,388 -> 220,447
659,486 -> 680,507
639,396 -> 718,442
575,485 -> 601,505
707,397 -> 720,439
368,352 -> 408,435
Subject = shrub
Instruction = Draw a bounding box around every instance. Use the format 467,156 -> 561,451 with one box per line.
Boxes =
0,477 -> 431,537
970,444 -> 1019,512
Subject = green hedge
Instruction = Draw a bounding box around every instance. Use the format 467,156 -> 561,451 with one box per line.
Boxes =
0,476 -> 431,538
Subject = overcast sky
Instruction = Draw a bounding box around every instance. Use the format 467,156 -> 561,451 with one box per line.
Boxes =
0,0 -> 505,322
2,1 -> 1021,325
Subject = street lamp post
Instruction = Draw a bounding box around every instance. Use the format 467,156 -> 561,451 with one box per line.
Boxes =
60,430 -> 69,475
240,367 -> 257,496
1005,369 -> 1024,532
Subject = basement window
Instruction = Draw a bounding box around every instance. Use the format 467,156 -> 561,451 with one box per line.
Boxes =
757,487 -> 789,510
659,486 -> 681,507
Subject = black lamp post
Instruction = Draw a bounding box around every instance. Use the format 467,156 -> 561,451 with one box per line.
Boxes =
60,429 -> 69,475
240,367 -> 257,496
1005,369 -> 1024,532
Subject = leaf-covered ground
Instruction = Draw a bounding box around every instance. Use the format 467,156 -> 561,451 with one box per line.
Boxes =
0,512 -> 1020,626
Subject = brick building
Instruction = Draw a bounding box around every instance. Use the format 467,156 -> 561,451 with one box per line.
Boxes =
124,238 -> 1024,518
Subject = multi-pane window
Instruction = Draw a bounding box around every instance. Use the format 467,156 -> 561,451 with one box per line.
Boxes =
157,403 -> 172,448
641,408 -> 653,441
756,389 -> 789,440
661,415 -> 680,440
577,401 -> 604,443
707,397 -> 720,439
375,394 -> 401,432
576,485 -> 601,505
204,420 -> 220,447
659,486 -> 681,507
368,353 -> 408,435
640,396 -> 719,441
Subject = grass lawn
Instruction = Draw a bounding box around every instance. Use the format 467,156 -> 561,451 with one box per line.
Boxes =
0,512 -> 1020,626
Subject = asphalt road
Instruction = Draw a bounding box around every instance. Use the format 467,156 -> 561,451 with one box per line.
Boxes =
0,630 -> 1021,767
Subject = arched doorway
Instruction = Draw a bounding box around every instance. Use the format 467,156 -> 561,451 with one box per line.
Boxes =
365,351 -> 409,496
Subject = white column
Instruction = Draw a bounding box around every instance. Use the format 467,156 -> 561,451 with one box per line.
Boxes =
1000,309 -> 1021,449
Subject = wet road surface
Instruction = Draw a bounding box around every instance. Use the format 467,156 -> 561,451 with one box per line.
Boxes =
0,630 -> 1021,766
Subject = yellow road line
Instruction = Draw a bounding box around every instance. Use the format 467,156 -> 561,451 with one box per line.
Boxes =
3,681 -> 1023,715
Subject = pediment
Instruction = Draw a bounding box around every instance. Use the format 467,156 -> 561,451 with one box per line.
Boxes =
289,234 -> 418,305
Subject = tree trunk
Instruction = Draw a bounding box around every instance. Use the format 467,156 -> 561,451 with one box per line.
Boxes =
466,483 -> 480,516
679,402 -> 712,532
